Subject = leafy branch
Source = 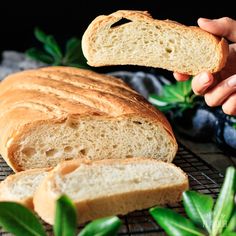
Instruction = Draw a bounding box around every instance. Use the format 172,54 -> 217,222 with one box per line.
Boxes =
0,195 -> 122,236
150,166 -> 236,236
148,78 -> 200,113
25,28 -> 89,69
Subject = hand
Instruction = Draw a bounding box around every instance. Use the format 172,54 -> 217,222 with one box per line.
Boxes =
174,17 -> 236,115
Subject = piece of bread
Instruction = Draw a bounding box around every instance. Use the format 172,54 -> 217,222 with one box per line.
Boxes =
82,10 -> 228,75
33,158 -> 189,225
0,168 -> 49,209
0,66 -> 177,172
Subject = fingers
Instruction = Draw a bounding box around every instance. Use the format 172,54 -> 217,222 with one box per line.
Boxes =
204,75 -> 236,107
191,72 -> 214,95
173,72 -> 189,81
198,17 -> 236,42
222,93 -> 236,115
191,72 -> 236,115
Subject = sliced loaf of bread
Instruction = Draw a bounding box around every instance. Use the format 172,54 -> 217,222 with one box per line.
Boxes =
33,158 -> 189,225
0,66 -> 177,172
0,168 -> 49,209
82,10 -> 228,75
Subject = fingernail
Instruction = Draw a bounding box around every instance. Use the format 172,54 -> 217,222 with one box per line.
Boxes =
227,76 -> 236,87
198,73 -> 210,85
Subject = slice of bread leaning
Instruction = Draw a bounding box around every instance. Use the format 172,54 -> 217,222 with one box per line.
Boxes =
33,158 -> 189,225
0,66 -> 177,172
82,10 -> 228,75
0,168 -> 49,209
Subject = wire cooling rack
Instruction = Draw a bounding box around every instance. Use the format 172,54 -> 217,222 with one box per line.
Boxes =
0,142 -> 224,236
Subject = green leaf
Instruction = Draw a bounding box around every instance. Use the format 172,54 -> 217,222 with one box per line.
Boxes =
212,166 -> 236,236
34,27 -> 48,44
65,38 -> 81,62
25,47 -> 54,64
0,202 -> 46,236
33,27 -> 62,63
28,28 -> 90,68
149,94 -> 176,104
149,94 -> 194,113
78,216 -> 122,236
223,209 -> 236,234
64,37 -> 88,68
183,191 -> 214,233
148,78 -> 195,113
163,84 -> 185,102
44,35 -> 63,60
232,123 -> 236,130
221,232 -> 236,236
54,195 -> 77,236
175,79 -> 192,97
149,207 -> 205,236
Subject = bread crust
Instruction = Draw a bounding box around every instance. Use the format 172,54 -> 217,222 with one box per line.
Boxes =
215,37 -> 229,72
82,10 -> 229,74
33,159 -> 189,225
0,66 -> 177,172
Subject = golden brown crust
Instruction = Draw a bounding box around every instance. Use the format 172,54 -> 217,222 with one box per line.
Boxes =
33,159 -> 189,225
215,38 -> 229,72
0,66 -> 177,172
82,10 -> 229,74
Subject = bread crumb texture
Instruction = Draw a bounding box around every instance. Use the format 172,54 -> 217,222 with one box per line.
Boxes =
82,10 -> 228,75
0,66 -> 177,171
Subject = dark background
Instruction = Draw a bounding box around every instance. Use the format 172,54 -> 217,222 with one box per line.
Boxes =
1,0 -> 235,52
0,0 -> 235,76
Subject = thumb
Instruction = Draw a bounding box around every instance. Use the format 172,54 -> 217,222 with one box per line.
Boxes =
198,17 -> 236,42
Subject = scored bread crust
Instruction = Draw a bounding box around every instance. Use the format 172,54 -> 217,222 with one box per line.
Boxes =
82,10 -> 229,75
0,168 -> 49,209
0,66 -> 177,172
33,158 -> 189,225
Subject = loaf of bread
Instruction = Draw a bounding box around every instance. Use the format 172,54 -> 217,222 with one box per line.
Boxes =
0,66 -> 177,172
33,158 -> 189,225
0,168 -> 49,208
82,10 -> 228,75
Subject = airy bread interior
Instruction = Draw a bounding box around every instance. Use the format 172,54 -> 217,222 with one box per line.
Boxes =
15,117 -> 176,170
54,160 -> 187,200
0,169 -> 47,206
82,11 -> 228,75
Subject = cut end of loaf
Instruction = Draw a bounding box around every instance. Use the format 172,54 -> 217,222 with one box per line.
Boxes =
10,116 -> 177,171
0,66 -> 177,172
34,159 -> 188,225
82,10 -> 228,75
0,169 -> 48,208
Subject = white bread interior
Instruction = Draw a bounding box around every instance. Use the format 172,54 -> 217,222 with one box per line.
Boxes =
33,158 -> 189,225
0,168 -> 48,208
82,10 -> 228,75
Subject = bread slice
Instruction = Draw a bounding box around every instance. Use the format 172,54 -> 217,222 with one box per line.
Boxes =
0,66 -> 177,172
82,10 -> 228,75
33,158 -> 189,225
0,168 -> 49,209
